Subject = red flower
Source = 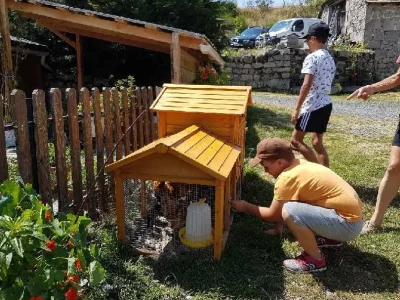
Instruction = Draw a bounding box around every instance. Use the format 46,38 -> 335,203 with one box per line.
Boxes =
75,259 -> 82,270
45,240 -> 57,252
30,297 -> 43,300
66,241 -> 74,249
64,287 -> 78,300
200,72 -> 208,80
66,275 -> 79,283
45,210 -> 51,221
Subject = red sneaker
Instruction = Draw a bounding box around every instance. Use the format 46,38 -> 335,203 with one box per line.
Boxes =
316,235 -> 343,248
283,251 -> 327,273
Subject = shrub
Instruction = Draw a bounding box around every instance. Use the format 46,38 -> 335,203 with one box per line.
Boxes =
0,181 -> 105,299
192,63 -> 230,85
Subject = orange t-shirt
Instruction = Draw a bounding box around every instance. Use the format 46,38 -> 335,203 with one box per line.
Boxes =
273,159 -> 363,222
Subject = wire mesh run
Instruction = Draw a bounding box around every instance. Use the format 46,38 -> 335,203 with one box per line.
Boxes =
123,179 -> 216,255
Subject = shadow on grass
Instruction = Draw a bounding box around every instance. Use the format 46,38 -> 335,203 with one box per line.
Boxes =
314,244 -> 399,294
246,105 -> 293,159
352,185 -> 400,208
151,171 -> 286,299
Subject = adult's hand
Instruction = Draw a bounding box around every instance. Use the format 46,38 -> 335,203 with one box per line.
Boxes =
347,85 -> 374,101
230,200 -> 248,212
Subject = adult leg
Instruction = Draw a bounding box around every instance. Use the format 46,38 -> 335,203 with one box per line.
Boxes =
311,132 -> 329,167
291,129 -> 318,164
369,145 -> 400,227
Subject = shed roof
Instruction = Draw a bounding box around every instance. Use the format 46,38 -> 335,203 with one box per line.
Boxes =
105,125 -> 241,182
150,84 -> 253,115
6,0 -> 223,65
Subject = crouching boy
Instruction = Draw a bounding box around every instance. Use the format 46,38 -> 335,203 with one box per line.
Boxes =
232,138 -> 363,273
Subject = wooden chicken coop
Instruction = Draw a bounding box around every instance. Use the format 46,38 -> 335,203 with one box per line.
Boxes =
105,84 -> 252,260
151,84 -> 252,174
105,125 -> 241,260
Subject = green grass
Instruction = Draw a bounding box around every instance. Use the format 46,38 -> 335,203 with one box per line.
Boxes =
88,101 -> 399,299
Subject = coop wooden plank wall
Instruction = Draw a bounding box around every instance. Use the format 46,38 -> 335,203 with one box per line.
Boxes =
151,84 -> 252,171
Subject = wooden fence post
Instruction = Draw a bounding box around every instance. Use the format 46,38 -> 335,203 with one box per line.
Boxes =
121,87 -> 131,155
92,87 -> 106,212
50,88 -> 68,211
66,88 -> 83,211
112,88 -> 122,160
141,87 -> 150,145
12,89 -> 33,184
130,90 -> 138,151
32,90 -> 51,204
135,87 -> 144,148
147,86 -> 154,142
81,88 -> 95,212
102,88 -> 114,198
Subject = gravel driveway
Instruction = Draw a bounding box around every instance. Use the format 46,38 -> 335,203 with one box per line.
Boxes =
253,94 -> 400,137
253,95 -> 400,121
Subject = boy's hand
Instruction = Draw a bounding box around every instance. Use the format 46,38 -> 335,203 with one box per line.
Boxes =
291,109 -> 299,125
347,85 -> 374,101
230,200 -> 248,212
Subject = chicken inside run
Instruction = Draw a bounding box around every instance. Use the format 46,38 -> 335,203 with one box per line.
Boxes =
123,179 -> 216,255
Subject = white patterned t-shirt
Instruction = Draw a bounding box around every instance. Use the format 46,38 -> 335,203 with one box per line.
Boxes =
300,49 -> 336,115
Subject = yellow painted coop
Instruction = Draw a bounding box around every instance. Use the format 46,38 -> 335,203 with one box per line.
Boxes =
105,84 -> 252,260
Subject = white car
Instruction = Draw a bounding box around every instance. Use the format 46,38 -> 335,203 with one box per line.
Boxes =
268,18 -> 322,40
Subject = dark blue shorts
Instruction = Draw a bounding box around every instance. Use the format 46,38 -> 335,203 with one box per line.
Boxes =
295,103 -> 332,134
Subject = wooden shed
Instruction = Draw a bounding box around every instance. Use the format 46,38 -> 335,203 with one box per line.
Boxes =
105,125 -> 241,260
3,0 -> 224,87
151,84 -> 252,174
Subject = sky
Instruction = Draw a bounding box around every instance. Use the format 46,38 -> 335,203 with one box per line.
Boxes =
236,0 -> 285,7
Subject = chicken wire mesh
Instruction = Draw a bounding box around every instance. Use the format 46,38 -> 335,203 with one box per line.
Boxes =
123,179 -> 216,256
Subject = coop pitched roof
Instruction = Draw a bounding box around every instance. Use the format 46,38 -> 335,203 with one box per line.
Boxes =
105,125 -> 241,181
150,84 -> 253,115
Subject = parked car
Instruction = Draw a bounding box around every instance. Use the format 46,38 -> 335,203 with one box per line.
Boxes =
229,26 -> 270,48
268,18 -> 322,41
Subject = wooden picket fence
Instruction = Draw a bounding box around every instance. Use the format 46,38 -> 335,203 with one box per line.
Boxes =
0,86 -> 161,216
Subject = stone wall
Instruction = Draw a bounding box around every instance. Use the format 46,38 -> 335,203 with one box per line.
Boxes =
345,0 -> 367,42
364,4 -> 400,80
223,48 -> 375,91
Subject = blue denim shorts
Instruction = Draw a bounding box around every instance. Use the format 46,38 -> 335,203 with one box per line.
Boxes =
283,201 -> 363,242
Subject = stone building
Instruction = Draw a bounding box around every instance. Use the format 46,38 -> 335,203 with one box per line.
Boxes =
319,0 -> 400,79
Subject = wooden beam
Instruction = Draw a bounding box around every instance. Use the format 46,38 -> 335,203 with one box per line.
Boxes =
47,28 -> 77,49
76,34 -> 83,89
0,0 -> 14,121
36,19 -> 171,54
7,0 -> 173,44
214,180 -> 225,260
171,32 -> 181,83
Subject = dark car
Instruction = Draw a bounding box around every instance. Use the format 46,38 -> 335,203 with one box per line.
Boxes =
230,26 -> 270,48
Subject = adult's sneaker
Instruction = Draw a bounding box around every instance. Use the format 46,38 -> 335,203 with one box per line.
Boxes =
316,235 -> 343,248
283,251 -> 327,273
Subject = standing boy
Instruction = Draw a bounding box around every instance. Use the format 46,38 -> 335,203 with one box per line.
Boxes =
291,23 -> 336,167
231,138 -> 363,273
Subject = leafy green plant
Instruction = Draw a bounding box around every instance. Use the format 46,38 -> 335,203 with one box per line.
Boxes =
192,63 -> 230,85
0,180 -> 105,299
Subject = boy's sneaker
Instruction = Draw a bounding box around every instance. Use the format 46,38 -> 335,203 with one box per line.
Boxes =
361,220 -> 381,234
316,235 -> 343,248
283,251 -> 327,273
